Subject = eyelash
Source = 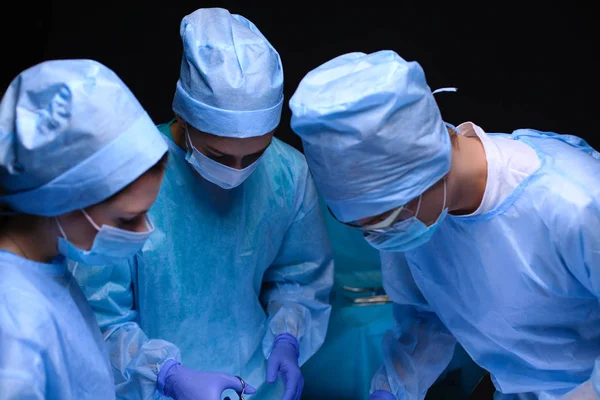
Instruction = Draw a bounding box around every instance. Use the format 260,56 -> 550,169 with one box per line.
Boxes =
205,148 -> 225,158
118,217 -> 139,227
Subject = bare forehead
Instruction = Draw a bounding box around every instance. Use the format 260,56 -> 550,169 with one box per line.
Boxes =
105,172 -> 162,212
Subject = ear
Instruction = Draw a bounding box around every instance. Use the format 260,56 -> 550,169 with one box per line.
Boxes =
171,115 -> 187,145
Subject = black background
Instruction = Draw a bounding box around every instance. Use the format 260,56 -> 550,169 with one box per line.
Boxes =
3,2 -> 598,151
1,3 -> 597,398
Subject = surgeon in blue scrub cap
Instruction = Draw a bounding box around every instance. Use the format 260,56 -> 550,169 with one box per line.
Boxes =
290,50 -> 600,400
72,8 -> 334,400
0,59 -> 169,399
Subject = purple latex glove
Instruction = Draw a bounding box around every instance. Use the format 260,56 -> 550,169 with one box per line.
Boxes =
266,334 -> 304,400
158,359 -> 256,400
369,390 -> 396,400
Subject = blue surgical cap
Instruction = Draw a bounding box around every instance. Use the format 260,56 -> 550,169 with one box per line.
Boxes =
289,51 -> 451,223
0,59 -> 168,216
172,8 -> 284,138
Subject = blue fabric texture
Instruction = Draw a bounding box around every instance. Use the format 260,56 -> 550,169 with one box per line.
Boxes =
0,59 -> 167,216
173,8 -> 284,138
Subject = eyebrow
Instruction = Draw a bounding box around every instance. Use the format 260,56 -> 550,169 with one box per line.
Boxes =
205,144 -> 226,157
206,144 -> 267,159
122,209 -> 150,217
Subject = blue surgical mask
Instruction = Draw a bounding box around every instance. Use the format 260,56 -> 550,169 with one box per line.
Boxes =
184,125 -> 263,190
365,179 -> 448,252
56,209 -> 154,265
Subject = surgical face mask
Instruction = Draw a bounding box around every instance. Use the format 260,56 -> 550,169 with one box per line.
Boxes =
184,125 -> 263,190
365,179 -> 448,252
56,209 -> 154,265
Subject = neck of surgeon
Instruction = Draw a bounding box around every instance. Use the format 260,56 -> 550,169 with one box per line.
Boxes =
446,130 -> 488,216
0,214 -> 60,263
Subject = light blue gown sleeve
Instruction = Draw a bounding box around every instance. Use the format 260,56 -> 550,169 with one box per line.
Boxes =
260,170 -> 335,365
558,196 -> 600,399
0,324 -> 45,400
370,252 -> 457,399
71,256 -> 181,400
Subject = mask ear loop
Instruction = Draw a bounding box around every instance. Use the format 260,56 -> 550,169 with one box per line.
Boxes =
414,178 -> 446,226
414,194 -> 423,219
183,123 -> 204,158
55,217 -> 68,240
55,216 -> 80,277
441,178 -> 447,211
82,209 -> 154,233
183,123 -> 194,153
81,209 -> 101,231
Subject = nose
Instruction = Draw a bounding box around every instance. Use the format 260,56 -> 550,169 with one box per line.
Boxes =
132,217 -> 151,233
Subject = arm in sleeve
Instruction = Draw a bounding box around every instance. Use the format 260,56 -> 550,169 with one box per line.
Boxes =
559,198 -> 600,399
370,253 -> 457,399
0,288 -> 47,400
260,170 -> 334,365
0,333 -> 45,400
71,255 -> 181,400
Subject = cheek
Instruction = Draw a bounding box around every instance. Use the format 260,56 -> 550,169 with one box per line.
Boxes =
404,199 -> 421,219
422,215 -> 440,227
147,174 -> 167,204
62,216 -> 99,250
418,202 -> 445,226
192,142 -> 209,157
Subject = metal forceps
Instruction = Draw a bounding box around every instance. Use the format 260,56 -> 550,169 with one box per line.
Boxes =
224,376 -> 247,400
343,285 -> 391,305
236,376 -> 247,400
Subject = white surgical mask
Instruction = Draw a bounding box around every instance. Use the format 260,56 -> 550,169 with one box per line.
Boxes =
184,125 -> 263,190
56,209 -> 154,265
365,179 -> 448,252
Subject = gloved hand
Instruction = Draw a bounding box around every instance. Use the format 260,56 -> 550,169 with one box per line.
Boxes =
158,359 -> 256,400
266,333 -> 304,400
369,390 -> 396,400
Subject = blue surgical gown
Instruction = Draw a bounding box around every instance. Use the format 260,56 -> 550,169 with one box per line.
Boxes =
0,251 -> 114,399
371,130 -> 600,399
72,121 -> 334,399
